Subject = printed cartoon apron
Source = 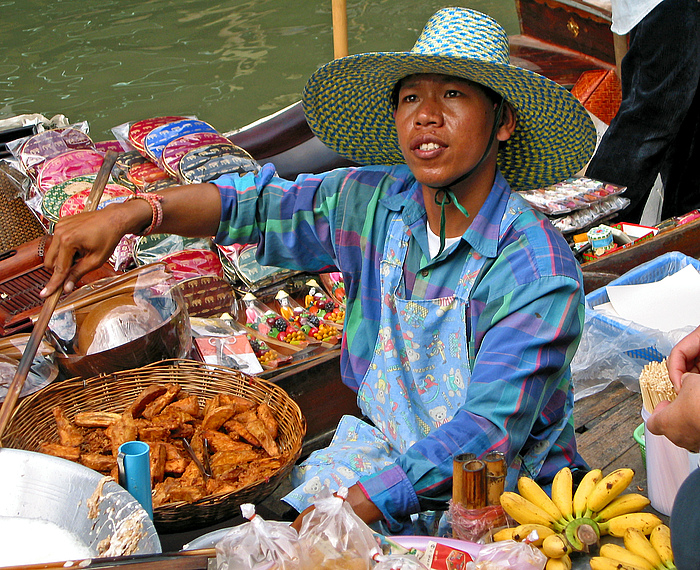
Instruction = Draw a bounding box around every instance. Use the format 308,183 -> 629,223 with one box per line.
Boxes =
284,198 -> 522,524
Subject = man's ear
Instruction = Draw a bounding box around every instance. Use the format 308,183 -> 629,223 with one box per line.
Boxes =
496,102 -> 517,142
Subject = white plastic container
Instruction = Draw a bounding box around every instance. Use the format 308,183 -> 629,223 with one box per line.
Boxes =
642,407 -> 700,515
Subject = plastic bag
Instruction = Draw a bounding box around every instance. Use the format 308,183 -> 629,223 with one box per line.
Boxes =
572,306 -> 696,400
471,540 -> 546,570
372,554 -> 429,570
215,503 -> 300,570
447,503 -> 507,544
297,486 -> 381,570
48,263 -> 191,358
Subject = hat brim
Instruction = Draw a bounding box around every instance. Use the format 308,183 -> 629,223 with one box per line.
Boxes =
302,52 -> 596,193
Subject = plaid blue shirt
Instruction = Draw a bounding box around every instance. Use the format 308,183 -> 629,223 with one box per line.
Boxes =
214,163 -> 586,520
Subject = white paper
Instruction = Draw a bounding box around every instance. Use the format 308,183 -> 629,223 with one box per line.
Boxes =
605,265 -> 700,332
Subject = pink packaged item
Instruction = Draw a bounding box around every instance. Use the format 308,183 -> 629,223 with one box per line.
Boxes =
36,149 -> 106,194
19,126 -> 94,180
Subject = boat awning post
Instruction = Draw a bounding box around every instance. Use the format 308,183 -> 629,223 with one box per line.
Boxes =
332,0 -> 348,59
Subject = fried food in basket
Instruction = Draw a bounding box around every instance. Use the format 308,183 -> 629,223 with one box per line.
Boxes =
38,383 -> 289,508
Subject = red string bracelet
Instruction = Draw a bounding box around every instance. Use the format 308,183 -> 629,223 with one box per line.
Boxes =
128,193 -> 164,236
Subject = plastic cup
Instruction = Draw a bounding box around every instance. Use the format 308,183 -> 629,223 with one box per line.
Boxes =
642,407 -> 700,516
118,440 -> 153,519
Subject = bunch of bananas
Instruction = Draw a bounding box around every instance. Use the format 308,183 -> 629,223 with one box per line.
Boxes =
495,467 -> 664,570
590,524 -> 676,570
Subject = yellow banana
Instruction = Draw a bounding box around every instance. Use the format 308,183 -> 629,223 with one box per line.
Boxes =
624,527 -> 663,569
492,527 -> 516,541
551,466 -> 574,521
573,468 -> 602,518
600,543 -> 656,570
545,553 -> 572,570
586,468 -> 635,515
599,512 -> 663,538
500,491 -> 564,530
590,556 -> 650,570
649,524 -> 675,569
518,476 -> 566,525
594,493 -> 651,522
541,533 -> 572,558
512,523 -> 556,546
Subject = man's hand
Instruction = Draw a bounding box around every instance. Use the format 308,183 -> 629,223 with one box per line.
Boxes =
41,201 -> 145,297
667,325 -> 700,389
647,373 -> 700,452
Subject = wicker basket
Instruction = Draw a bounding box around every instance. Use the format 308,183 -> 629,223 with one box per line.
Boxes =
571,68 -> 622,125
1,358 -> 306,532
0,163 -> 46,252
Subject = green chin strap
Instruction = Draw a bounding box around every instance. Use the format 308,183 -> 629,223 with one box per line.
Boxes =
430,98 -> 505,257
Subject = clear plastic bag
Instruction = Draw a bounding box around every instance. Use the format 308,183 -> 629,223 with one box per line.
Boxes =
215,503 -> 300,570
571,308 -> 694,400
372,554 -> 429,570
48,263 -> 191,360
447,503 -> 507,544
297,486 -> 381,570
471,540 -> 546,570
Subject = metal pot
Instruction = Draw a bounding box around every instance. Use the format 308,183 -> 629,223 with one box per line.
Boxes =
0,448 -> 161,564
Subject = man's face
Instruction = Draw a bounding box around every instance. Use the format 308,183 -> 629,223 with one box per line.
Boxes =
393,74 -> 499,190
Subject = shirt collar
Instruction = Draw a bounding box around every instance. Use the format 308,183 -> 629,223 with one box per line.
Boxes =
459,170 -> 510,258
381,169 -> 513,259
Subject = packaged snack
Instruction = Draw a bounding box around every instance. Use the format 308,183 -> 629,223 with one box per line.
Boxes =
471,540 -> 546,570
113,116 -> 188,156
160,131 -> 231,177
517,177 -> 626,217
36,149 -> 106,194
216,503 -> 300,570
297,486 -> 381,570
190,316 -> 264,374
178,142 -> 260,184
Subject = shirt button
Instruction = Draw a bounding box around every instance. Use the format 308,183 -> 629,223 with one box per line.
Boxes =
421,269 -> 429,277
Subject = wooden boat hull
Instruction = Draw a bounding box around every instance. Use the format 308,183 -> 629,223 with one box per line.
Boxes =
581,217 -> 700,294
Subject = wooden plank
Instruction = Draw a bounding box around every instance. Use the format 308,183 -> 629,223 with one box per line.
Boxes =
574,381 -> 637,430
575,381 -> 644,478
576,393 -> 642,470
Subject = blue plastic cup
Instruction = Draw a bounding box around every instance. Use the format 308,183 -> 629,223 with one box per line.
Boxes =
118,440 -> 153,519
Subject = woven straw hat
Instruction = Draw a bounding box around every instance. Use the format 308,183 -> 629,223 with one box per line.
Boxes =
302,7 -> 596,192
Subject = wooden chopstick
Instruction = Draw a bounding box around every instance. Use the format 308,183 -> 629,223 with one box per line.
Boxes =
0,150 -> 118,442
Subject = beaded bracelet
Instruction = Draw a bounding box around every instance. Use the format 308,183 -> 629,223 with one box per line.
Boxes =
128,193 -> 164,236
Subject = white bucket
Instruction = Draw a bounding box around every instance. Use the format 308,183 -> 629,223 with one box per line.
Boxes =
642,407 -> 700,515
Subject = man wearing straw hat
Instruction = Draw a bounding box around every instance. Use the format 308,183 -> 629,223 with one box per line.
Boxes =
43,7 -> 596,532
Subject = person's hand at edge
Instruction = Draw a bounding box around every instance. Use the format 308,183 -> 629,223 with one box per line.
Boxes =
666,324 -> 700,390
647,372 -> 700,452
